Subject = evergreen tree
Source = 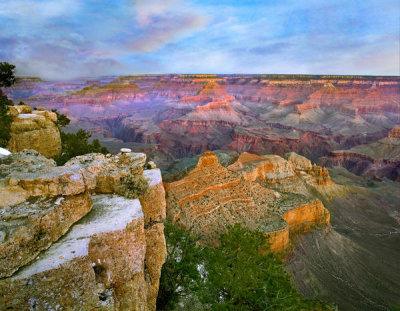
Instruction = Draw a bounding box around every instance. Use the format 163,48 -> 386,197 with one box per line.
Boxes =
157,222 -> 334,311
0,62 -> 16,147
200,224 -> 333,310
157,219 -> 205,311
0,62 -> 16,87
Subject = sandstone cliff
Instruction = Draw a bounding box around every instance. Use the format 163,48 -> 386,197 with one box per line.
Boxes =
7,105 -> 61,158
0,150 -> 166,310
165,151 -> 337,252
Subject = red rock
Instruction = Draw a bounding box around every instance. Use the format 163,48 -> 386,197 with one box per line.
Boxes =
166,151 -> 333,252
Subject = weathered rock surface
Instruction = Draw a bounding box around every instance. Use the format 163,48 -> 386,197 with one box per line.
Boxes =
7,105 -> 61,158
165,151 -> 334,251
64,152 -> 146,193
0,150 -> 166,310
0,195 -> 146,310
0,192 -> 92,278
0,150 -> 146,208
319,126 -> 400,180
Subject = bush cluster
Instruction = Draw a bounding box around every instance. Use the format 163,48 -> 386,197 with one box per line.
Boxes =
119,174 -> 149,199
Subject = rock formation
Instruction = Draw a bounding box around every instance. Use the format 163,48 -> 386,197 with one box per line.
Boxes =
0,150 -> 166,310
320,125 -> 400,181
165,151 -> 335,251
7,105 -> 61,158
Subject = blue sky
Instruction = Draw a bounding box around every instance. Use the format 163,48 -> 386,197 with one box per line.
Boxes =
0,0 -> 398,79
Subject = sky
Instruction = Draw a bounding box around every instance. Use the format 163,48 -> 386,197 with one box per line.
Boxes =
0,0 -> 399,80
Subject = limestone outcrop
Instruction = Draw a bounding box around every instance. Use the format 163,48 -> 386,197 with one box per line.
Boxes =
165,151 -> 334,251
0,192 -> 92,278
7,105 -> 61,158
0,150 -> 166,310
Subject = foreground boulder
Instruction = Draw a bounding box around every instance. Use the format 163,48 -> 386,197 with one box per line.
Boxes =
7,105 -> 61,158
0,150 -> 166,310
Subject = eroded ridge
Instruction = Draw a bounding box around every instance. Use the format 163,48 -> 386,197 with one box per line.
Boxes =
166,151 -> 339,250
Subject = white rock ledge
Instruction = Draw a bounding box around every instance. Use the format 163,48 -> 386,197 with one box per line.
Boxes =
13,194 -> 143,279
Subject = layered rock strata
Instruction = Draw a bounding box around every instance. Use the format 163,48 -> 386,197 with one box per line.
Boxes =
320,126 -> 400,181
7,105 -> 61,158
0,150 -> 166,310
165,151 -> 334,251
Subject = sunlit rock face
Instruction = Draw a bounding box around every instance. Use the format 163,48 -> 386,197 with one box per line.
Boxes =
4,75 -> 399,174
0,150 -> 166,310
165,151 -> 336,251
7,105 -> 61,158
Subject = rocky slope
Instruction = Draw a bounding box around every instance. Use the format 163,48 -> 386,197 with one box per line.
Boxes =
286,167 -> 400,310
165,151 -> 339,251
320,125 -> 400,180
7,105 -> 61,158
0,150 -> 166,310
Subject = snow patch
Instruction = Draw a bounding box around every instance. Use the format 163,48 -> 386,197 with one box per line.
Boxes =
142,169 -> 162,186
0,147 -> 11,158
17,113 -> 44,119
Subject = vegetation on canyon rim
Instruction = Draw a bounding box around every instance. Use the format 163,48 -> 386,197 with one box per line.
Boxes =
0,62 -> 15,147
157,219 -> 334,311
51,109 -> 109,165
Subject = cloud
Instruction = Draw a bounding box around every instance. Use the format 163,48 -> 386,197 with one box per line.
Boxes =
0,0 -> 207,79
0,0 -> 81,20
0,0 -> 398,78
125,0 -> 207,52
126,13 -> 207,52
249,43 -> 292,55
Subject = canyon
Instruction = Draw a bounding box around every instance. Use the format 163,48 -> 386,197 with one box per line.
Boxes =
4,75 -> 399,170
320,126 -> 400,181
1,74 -> 399,310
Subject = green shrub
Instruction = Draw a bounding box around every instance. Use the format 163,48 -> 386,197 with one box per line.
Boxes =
0,62 -> 16,148
0,62 -> 16,87
54,129 -> 109,165
119,174 -> 149,199
51,110 -> 109,165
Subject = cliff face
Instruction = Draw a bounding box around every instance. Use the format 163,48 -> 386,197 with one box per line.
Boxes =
165,151 -> 336,252
0,150 -> 166,310
319,126 -> 400,181
7,105 -> 61,158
